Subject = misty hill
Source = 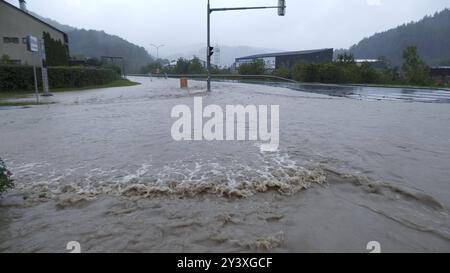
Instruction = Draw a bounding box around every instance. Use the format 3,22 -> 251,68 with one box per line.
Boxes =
32,13 -> 153,73
347,9 -> 450,66
166,45 -> 281,67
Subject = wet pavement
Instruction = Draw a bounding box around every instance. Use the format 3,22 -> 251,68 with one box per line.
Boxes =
0,77 -> 449,252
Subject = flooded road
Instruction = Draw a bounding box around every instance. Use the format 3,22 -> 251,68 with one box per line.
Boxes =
0,77 -> 449,252
229,80 -> 450,103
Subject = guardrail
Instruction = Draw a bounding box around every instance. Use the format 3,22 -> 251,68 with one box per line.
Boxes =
126,74 -> 299,84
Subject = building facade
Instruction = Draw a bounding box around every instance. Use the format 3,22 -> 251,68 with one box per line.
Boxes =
431,66 -> 450,85
355,59 -> 387,70
235,48 -> 334,71
0,0 -> 68,66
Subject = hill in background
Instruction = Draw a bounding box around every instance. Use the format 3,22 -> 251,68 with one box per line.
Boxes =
33,7 -> 450,72
32,13 -> 153,73
346,9 -> 450,66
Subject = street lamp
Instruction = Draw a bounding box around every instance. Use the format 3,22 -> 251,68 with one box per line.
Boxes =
206,0 -> 286,92
150,44 -> 165,60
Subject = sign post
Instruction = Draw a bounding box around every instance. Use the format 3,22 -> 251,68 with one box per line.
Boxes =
27,35 -> 39,104
39,38 -> 52,97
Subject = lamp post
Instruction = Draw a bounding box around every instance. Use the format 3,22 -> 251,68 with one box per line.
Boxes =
206,0 -> 286,92
150,44 -> 165,60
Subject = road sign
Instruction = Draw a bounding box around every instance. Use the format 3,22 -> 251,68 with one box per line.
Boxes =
27,35 -> 39,52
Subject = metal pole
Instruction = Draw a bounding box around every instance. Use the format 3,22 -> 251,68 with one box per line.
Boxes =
32,53 -> 39,104
205,1 -> 285,92
39,38 -> 51,97
207,0 -> 211,92
150,44 -> 164,60
122,58 -> 126,78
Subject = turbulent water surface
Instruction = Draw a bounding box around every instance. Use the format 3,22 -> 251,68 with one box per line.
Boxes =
0,77 -> 449,253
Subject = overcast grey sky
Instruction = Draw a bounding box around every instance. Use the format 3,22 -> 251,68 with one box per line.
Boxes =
7,0 -> 450,56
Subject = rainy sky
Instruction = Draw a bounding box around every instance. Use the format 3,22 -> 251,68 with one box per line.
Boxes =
6,0 -> 450,56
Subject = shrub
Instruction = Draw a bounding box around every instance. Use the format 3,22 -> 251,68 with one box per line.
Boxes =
273,65 -> 292,79
0,65 -> 120,92
1,54 -> 11,65
238,59 -> 266,75
47,67 -> 120,88
0,65 -> 41,92
0,158 -> 14,196
292,61 -> 384,84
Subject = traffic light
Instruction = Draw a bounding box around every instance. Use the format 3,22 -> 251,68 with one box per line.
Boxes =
209,46 -> 214,57
278,0 -> 286,16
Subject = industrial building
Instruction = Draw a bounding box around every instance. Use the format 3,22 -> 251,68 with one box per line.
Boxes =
431,66 -> 450,85
355,59 -> 387,70
0,0 -> 69,66
235,48 -> 333,71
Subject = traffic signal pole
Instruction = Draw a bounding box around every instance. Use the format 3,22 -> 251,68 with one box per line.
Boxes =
207,0 -> 211,92
206,0 -> 286,92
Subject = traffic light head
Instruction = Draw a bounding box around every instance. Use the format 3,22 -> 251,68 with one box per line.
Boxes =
209,46 -> 214,57
278,0 -> 286,16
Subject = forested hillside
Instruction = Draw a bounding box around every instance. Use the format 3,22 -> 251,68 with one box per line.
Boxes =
347,9 -> 450,66
33,13 -> 153,73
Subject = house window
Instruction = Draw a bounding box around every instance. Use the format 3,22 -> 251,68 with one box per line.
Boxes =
9,60 -> 22,65
3,37 -> 20,44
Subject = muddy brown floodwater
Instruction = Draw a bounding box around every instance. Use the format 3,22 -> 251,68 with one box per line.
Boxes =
0,77 -> 449,253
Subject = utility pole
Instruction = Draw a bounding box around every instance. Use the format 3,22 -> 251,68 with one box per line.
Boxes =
150,44 -> 165,60
207,0 -> 211,92
206,0 -> 286,92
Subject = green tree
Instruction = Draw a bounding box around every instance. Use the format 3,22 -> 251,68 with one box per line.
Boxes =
238,59 -> 265,75
273,64 -> 292,79
174,58 -> 190,74
358,62 -> 380,84
1,54 -> 11,65
43,32 -> 69,66
336,53 -> 355,64
101,63 -> 122,76
380,66 -> 401,84
402,46 -> 431,86
188,57 -> 205,74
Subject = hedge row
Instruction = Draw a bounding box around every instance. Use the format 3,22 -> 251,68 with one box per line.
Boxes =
0,65 -> 121,92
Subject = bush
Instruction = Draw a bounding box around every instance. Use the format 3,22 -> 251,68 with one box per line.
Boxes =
273,65 -> 292,79
165,57 -> 206,75
0,65 -> 121,92
0,65 -> 40,92
1,54 -> 11,65
0,158 -> 14,196
47,67 -> 120,89
292,61 -> 387,84
238,59 -> 266,75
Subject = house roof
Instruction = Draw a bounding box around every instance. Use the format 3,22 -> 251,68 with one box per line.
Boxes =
236,48 -> 333,61
1,0 -> 67,36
